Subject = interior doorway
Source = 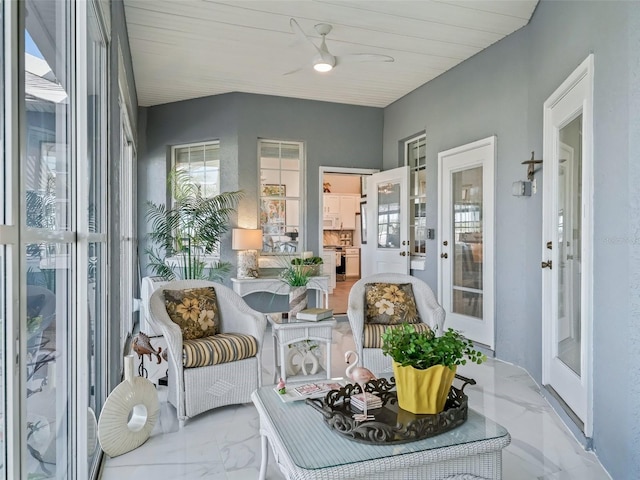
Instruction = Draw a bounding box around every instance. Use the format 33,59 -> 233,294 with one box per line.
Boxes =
319,167 -> 377,314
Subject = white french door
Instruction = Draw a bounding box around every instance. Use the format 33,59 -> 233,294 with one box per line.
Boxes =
363,166 -> 410,276
542,55 -> 594,434
438,137 -> 495,349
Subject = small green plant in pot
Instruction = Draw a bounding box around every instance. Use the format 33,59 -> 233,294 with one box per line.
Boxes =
278,255 -> 323,317
381,323 -> 486,414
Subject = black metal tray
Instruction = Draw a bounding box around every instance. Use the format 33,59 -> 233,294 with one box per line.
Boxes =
306,375 -> 475,445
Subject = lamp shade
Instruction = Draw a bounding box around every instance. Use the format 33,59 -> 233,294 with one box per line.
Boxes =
232,228 -> 263,250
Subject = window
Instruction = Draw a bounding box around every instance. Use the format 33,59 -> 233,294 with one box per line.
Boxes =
259,140 -> 303,255
172,141 -> 220,199
406,134 -> 427,260
24,1 -> 74,476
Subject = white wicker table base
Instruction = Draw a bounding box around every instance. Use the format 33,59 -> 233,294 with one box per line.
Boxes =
252,386 -> 510,480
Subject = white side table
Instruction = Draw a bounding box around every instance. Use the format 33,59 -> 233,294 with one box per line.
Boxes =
266,313 -> 336,383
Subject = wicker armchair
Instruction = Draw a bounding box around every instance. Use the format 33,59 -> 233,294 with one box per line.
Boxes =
149,280 -> 266,427
347,273 -> 445,374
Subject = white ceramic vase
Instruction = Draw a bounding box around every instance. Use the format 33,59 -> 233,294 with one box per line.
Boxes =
288,285 -> 307,318
98,355 -> 159,457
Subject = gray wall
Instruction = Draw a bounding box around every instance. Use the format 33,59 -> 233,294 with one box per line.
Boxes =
138,93 -> 383,310
382,1 -> 639,477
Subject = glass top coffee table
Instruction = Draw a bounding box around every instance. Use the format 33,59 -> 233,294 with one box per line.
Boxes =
252,383 -> 510,479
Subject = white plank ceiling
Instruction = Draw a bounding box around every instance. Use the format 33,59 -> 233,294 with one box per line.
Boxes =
124,0 -> 538,108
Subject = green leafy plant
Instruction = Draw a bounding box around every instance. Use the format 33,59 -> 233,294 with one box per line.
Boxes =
381,323 -> 486,370
27,315 -> 43,335
278,254 -> 323,287
290,256 -> 323,265
145,169 -> 243,281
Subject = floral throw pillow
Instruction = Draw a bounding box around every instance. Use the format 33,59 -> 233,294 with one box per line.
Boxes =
163,287 -> 219,340
364,283 -> 419,325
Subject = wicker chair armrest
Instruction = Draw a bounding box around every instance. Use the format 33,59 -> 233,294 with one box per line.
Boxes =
213,284 -> 267,352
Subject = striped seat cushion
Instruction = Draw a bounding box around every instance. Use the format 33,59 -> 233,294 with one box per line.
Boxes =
363,323 -> 432,348
182,333 -> 258,368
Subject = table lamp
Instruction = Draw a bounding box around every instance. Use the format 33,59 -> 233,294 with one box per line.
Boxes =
232,228 -> 263,278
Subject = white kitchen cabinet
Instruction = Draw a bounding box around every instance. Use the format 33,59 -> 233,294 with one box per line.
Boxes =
323,194 -> 359,230
345,247 -> 360,277
339,195 -> 358,230
322,249 -> 337,292
323,194 -> 340,215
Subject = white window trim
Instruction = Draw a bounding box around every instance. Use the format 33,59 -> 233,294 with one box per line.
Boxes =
405,133 -> 427,270
257,139 -> 305,261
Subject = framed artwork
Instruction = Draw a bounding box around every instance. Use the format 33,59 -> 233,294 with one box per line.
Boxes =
261,184 -> 286,227
262,184 -> 285,197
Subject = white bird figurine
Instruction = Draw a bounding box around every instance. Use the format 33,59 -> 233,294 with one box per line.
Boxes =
345,350 -> 377,421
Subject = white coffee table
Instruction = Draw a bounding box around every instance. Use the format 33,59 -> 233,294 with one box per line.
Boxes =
266,313 -> 336,383
252,384 -> 511,480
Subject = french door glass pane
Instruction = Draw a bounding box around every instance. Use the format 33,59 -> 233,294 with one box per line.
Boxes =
451,167 -> 483,318
0,2 -> 5,476
557,115 -> 583,375
26,243 -> 71,477
25,1 -> 72,476
87,4 -> 106,472
87,242 -> 103,467
0,247 -> 5,478
376,182 -> 401,248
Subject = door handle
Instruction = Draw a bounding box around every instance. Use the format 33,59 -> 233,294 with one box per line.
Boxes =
440,253 -> 448,259
443,240 -> 448,246
541,260 -> 552,269
399,251 -> 407,257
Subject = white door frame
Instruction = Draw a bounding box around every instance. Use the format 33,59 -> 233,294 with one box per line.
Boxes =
318,166 -> 378,254
542,54 -> 594,436
438,136 -> 496,349
364,166 -> 411,276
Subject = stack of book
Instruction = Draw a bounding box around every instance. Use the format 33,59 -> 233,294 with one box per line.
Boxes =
350,392 -> 382,412
295,308 -> 333,321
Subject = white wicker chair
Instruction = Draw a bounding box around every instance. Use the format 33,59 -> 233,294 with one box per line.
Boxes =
149,279 -> 266,427
347,273 -> 445,374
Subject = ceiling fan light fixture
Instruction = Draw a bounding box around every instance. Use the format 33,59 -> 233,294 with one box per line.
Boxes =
313,61 -> 333,73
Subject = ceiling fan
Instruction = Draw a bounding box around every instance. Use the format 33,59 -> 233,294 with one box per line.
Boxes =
287,18 -> 394,75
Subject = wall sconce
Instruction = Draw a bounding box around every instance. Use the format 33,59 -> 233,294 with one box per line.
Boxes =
522,151 -> 543,181
232,228 -> 263,279
513,151 -> 543,197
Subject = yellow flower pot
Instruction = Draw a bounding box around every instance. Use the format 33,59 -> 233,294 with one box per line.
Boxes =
392,361 -> 456,414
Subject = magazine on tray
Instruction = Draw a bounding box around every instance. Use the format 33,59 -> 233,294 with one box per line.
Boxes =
275,379 -> 345,402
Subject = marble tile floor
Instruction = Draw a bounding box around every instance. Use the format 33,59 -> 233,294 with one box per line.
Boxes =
100,320 -> 611,480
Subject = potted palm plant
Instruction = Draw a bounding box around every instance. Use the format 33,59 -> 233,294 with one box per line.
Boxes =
145,169 -> 243,281
381,323 -> 486,414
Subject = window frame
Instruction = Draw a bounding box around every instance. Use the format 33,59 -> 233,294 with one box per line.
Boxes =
258,139 -> 305,263
170,140 -> 221,203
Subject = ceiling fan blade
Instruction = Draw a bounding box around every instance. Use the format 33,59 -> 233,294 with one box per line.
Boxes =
335,54 -> 395,66
283,66 -> 304,76
289,18 -> 322,56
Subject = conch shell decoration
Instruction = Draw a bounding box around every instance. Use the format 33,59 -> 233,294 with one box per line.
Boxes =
132,332 -> 163,364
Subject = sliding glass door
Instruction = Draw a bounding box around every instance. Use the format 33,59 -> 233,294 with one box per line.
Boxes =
0,1 -> 109,477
